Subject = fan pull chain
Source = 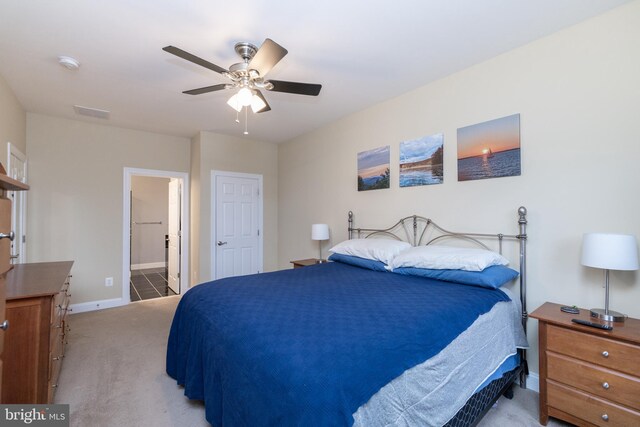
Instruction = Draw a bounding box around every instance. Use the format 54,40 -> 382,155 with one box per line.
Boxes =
235,109 -> 240,124
244,106 -> 249,135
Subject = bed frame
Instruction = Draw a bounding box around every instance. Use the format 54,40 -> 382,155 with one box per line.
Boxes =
347,206 -> 529,426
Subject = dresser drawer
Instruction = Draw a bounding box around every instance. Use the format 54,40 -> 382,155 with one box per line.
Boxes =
548,380 -> 640,426
547,325 -> 640,377
547,352 -> 640,410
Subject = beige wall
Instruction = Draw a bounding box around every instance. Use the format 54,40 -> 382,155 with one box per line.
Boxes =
26,113 -> 190,304
278,2 -> 640,378
191,131 -> 278,285
0,73 -> 26,168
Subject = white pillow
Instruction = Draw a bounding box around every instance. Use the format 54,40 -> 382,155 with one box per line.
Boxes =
329,239 -> 411,266
389,245 -> 509,272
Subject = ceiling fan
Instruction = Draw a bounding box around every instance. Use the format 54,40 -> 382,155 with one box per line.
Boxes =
163,39 -> 322,114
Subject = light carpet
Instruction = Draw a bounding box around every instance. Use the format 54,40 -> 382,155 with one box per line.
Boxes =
55,295 -> 568,426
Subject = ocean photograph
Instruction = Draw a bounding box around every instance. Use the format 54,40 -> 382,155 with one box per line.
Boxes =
457,114 -> 521,181
400,133 -> 444,187
358,145 -> 390,191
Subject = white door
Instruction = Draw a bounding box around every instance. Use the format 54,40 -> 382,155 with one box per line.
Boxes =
214,174 -> 261,279
7,144 -> 27,264
167,178 -> 181,294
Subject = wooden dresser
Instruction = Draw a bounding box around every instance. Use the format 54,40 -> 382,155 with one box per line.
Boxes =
0,172 -> 29,399
531,302 -> 640,426
1,261 -> 73,404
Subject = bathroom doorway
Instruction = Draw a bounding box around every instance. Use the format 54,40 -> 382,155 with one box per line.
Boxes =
123,168 -> 189,304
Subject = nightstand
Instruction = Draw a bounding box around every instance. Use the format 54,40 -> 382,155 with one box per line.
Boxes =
531,302 -> 640,426
290,258 -> 324,268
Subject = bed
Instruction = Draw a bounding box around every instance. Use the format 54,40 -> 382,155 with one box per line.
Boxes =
167,207 -> 529,426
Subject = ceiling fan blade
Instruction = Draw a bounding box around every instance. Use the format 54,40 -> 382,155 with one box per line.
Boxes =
268,80 -> 322,96
163,46 -> 228,74
253,90 -> 271,113
182,84 -> 227,95
248,39 -> 288,77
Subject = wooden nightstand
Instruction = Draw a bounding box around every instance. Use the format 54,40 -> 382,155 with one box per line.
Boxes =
290,258 -> 324,268
531,302 -> 640,426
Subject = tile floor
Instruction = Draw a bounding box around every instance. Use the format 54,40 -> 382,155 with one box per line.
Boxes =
130,267 -> 178,302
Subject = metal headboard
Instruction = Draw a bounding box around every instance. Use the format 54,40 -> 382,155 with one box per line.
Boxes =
347,206 -> 529,388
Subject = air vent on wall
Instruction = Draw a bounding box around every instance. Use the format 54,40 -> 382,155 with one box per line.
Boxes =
73,105 -> 110,120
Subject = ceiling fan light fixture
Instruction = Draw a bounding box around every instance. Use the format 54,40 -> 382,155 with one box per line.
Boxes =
226,94 -> 243,112
250,94 -> 267,113
237,87 -> 253,106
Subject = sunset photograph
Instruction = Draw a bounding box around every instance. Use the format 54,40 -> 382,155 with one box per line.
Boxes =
457,114 -> 521,181
358,145 -> 390,191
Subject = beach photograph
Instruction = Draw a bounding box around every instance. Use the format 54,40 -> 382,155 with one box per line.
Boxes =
358,145 -> 390,191
400,133 -> 444,187
457,114 -> 521,182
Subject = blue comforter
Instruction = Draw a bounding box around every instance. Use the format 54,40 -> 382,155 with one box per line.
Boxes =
166,262 -> 510,426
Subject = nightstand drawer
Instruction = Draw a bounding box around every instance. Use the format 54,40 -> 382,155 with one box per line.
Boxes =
547,352 -> 640,410
548,381 -> 640,426
547,325 -> 640,377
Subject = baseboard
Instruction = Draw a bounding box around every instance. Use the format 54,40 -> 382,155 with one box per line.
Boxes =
131,262 -> 166,270
526,372 -> 540,393
69,298 -> 127,314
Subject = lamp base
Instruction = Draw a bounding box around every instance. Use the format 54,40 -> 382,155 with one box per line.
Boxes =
590,308 -> 626,323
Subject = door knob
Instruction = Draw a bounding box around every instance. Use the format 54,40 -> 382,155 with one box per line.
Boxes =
0,320 -> 8,330
217,241 -> 228,246
0,231 -> 14,241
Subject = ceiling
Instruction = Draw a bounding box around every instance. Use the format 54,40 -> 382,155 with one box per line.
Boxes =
0,0 -> 631,143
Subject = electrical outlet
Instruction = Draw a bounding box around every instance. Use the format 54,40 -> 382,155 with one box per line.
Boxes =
105,277 -> 113,287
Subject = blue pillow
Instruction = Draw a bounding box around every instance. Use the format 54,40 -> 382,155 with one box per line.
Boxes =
392,265 -> 519,289
328,253 -> 389,272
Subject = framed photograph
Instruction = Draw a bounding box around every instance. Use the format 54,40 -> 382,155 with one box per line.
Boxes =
457,114 -> 521,181
400,133 -> 444,187
357,146 -> 390,191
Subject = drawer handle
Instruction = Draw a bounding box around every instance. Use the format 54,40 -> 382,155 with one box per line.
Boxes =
54,324 -> 63,329
0,231 -> 15,241
0,320 -> 8,330
602,382 -> 610,390
53,355 -> 64,361
602,414 -> 609,421
601,350 -> 609,358
52,384 -> 58,389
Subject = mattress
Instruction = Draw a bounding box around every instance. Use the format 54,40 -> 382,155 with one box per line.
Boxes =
167,262 -> 525,426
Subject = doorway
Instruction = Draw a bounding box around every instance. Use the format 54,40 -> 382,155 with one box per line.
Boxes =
123,168 -> 189,304
7,143 -> 27,265
211,171 -> 263,280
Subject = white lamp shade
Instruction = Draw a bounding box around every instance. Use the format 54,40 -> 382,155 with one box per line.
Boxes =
250,94 -> 267,113
581,233 -> 639,271
226,94 -> 242,112
311,224 -> 329,241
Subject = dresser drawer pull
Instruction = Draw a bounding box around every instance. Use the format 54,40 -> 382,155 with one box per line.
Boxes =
602,382 -> 610,390
52,384 -> 58,389
602,414 -> 609,421
0,320 -> 8,330
601,350 -> 609,358
53,355 -> 64,361
54,324 -> 63,329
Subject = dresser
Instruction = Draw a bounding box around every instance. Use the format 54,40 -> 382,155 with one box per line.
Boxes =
0,172 -> 29,400
531,302 -> 640,426
1,261 -> 73,404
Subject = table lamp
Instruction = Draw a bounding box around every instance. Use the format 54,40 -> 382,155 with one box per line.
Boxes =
581,233 -> 639,322
311,224 -> 330,263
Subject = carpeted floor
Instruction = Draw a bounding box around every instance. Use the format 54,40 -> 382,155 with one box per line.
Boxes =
55,296 -> 569,427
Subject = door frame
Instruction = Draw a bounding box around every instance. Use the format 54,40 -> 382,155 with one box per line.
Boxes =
211,170 -> 263,280
123,167 -> 190,303
6,143 -> 27,264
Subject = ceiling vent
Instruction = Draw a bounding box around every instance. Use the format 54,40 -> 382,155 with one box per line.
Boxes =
73,105 -> 110,120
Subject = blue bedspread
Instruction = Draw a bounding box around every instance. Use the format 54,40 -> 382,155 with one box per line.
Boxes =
166,262 -> 510,426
